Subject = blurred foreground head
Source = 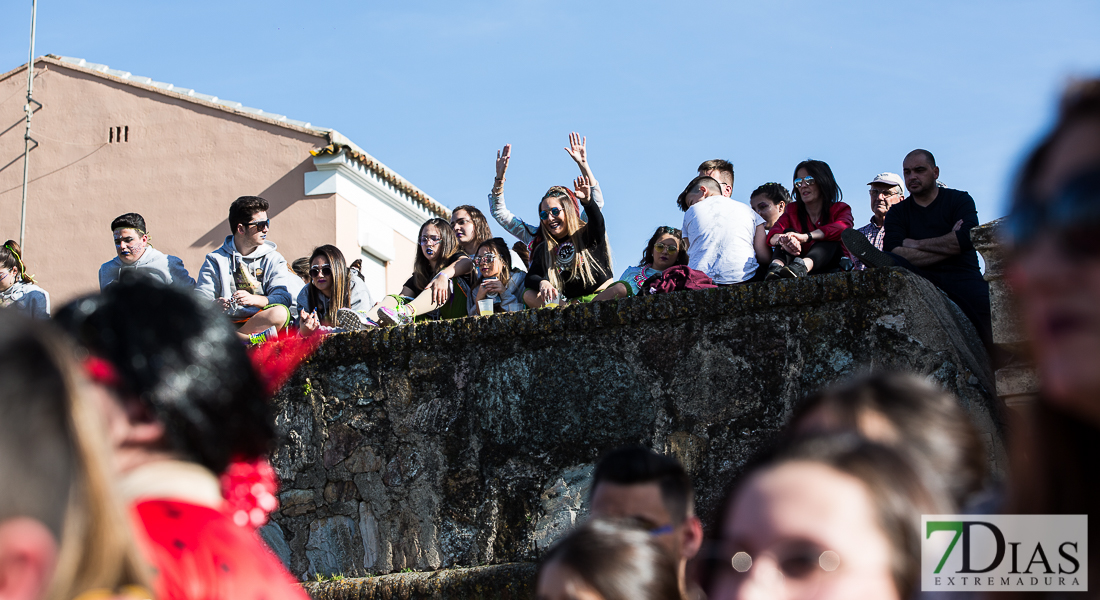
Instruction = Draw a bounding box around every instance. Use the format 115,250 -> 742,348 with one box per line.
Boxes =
55,276 -> 274,475
537,518 -> 683,600
0,311 -> 146,600
785,372 -> 988,509
705,435 -> 946,600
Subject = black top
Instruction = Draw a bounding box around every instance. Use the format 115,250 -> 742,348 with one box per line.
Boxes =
525,200 -> 612,299
883,188 -> 982,276
403,251 -> 475,296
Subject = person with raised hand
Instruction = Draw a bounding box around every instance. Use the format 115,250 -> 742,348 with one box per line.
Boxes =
524,174 -> 613,306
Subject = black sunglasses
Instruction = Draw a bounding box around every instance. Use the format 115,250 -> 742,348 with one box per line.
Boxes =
1005,168 -> 1100,258
246,219 -> 271,230
309,264 -> 333,277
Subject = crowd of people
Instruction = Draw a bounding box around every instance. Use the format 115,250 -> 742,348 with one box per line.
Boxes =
0,78 -> 1096,600
2,127 -> 994,352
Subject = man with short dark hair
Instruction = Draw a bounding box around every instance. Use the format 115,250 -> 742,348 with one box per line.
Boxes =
845,173 -> 905,271
589,445 -> 703,598
679,175 -> 767,284
196,196 -> 299,343
698,159 -> 734,197
842,150 -> 992,349
99,213 -> 195,289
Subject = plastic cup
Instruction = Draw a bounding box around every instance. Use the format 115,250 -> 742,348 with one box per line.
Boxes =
478,299 -> 495,316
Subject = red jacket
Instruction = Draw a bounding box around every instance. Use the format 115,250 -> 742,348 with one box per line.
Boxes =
768,201 -> 854,253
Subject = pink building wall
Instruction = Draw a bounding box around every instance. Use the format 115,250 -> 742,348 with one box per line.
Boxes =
0,57 -> 428,305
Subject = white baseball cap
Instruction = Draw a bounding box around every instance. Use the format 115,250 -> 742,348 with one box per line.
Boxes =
867,172 -> 905,189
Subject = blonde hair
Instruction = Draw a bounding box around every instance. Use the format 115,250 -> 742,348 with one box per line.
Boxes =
538,188 -> 606,291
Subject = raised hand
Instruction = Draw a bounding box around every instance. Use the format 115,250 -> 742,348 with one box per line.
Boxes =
573,175 -> 592,203
563,132 -> 587,165
495,144 -> 511,180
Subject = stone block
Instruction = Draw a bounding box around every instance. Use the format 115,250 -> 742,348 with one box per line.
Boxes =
305,516 -> 364,578
259,520 -> 292,568
280,489 -> 315,517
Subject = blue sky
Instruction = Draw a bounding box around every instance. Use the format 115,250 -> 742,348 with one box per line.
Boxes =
3,1 -> 1099,269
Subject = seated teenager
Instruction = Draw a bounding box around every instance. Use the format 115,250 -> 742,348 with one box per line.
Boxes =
0,240 -> 50,319
595,226 -> 689,301
489,132 -> 604,255
296,245 -> 373,337
469,237 -> 527,314
342,218 -> 475,329
196,196 -> 299,343
524,176 -> 613,306
749,182 -> 790,244
99,212 -> 195,289
55,278 -> 311,600
766,160 -> 854,279
452,204 -> 527,273
678,176 -> 767,285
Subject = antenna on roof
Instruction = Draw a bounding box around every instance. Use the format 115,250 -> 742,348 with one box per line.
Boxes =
19,0 -> 41,252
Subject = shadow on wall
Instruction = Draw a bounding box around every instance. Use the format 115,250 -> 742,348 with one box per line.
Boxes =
189,156 -> 317,250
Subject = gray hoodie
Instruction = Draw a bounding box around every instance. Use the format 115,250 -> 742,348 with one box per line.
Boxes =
0,280 -> 50,319
294,268 -> 373,323
196,235 -> 297,319
98,246 -> 195,290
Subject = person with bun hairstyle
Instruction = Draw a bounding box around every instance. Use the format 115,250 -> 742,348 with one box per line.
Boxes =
296,244 -> 373,337
594,226 -> 689,300
0,240 -> 49,318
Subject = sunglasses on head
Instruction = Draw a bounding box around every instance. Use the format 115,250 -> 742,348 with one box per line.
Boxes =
309,264 -> 333,277
793,176 -> 816,188
246,219 -> 270,230
540,207 -> 564,221
658,226 -> 681,236
1005,168 -> 1100,259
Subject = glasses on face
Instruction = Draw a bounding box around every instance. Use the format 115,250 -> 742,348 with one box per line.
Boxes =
869,188 -> 899,198
419,235 -> 442,246
654,242 -> 679,254
539,207 -> 564,221
309,264 -> 333,278
702,543 -> 838,595
247,219 -> 270,230
1005,168 -> 1100,259
475,253 -> 498,264
793,176 -> 816,188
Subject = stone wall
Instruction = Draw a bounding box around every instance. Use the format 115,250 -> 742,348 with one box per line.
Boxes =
266,268 -> 1004,582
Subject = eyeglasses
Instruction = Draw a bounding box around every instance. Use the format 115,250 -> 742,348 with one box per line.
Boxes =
700,543 -> 840,593
539,207 -> 564,221
309,264 -> 333,278
793,176 -> 816,188
869,189 -> 900,198
246,219 -> 270,230
475,253 -> 498,264
654,243 -> 679,254
1005,168 -> 1100,259
419,235 -> 442,246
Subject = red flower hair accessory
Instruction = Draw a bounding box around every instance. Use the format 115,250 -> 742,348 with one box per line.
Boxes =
219,456 -> 279,529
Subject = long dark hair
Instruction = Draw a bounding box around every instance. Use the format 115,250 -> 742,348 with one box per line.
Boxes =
639,226 -> 689,268
476,237 -> 513,287
539,519 -> 682,600
55,276 -> 273,474
792,159 -> 843,233
307,244 -> 351,325
413,218 -> 461,292
1,239 -> 35,284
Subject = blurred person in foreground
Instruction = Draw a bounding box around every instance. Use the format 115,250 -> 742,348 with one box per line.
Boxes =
783,372 -> 991,511
703,435 -> 947,600
1001,77 -> 1100,597
588,446 -> 702,599
537,518 -> 682,600
0,310 -> 148,600
56,277 -> 310,600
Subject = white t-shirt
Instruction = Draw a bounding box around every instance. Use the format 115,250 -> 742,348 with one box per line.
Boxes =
682,195 -> 763,284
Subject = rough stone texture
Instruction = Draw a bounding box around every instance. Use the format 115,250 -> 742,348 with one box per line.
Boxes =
972,219 -> 1038,405
304,563 -> 536,600
270,268 -> 1004,580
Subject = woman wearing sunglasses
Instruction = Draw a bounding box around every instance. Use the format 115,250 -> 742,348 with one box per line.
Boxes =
594,226 -> 689,301
524,174 -> 614,306
469,237 -> 527,314
765,160 -> 854,279
341,218 -> 475,328
296,245 -> 372,337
